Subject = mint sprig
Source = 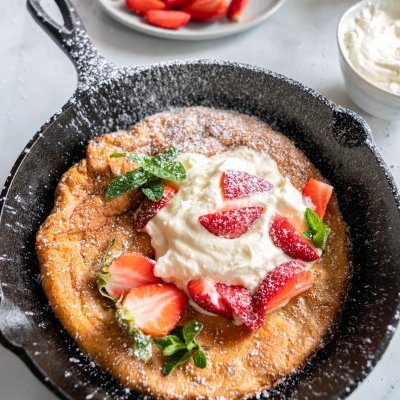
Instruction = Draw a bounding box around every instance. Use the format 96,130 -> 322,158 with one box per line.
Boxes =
302,208 -> 331,250
106,148 -> 186,201
154,321 -> 207,375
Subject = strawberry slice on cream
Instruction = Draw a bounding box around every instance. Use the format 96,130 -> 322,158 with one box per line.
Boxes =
302,178 -> 333,219
198,206 -> 264,239
269,215 -> 320,262
253,261 -> 313,329
188,278 -> 232,318
221,169 -> 273,199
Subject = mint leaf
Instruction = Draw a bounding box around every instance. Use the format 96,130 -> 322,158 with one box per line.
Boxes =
304,208 -> 324,234
142,158 -> 187,181
142,182 -> 165,202
193,347 -> 207,369
313,226 -> 331,249
171,326 -> 185,341
110,152 -> 145,164
302,231 -> 313,241
156,321 -> 207,375
302,208 -> 331,250
106,148 -> 186,199
163,343 -> 188,357
153,148 -> 181,164
154,335 -> 185,351
183,321 -> 203,344
162,350 -> 192,376
106,169 -> 147,198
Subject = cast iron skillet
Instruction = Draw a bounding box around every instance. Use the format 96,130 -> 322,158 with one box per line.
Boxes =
1,0 -> 400,399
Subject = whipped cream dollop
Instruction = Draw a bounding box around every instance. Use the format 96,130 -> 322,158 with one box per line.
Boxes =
341,1 -> 400,95
144,147 -> 315,300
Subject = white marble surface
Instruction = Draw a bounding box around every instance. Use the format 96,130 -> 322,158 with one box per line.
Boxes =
1,0 -> 400,399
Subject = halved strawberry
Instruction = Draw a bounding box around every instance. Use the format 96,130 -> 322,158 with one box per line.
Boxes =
100,251 -> 161,301
199,206 -> 263,239
253,262 -> 313,329
126,0 -> 167,15
302,179 -> 333,219
227,0 -> 249,21
181,0 -> 228,21
163,0 -> 195,7
146,10 -> 191,29
215,283 -> 256,331
188,278 -> 232,318
121,283 -> 188,336
221,170 -> 273,199
134,185 -> 177,230
269,215 -> 319,261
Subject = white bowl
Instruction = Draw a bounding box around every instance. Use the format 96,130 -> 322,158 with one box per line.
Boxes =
337,0 -> 400,120
96,0 -> 287,41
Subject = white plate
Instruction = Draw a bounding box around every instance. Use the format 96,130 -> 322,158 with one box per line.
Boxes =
96,0 -> 287,41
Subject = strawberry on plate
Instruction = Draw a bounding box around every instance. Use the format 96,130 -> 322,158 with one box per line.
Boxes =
121,283 -> 188,336
215,283 -> 256,331
199,206 -> 264,239
181,0 -> 228,21
253,261 -> 313,329
99,251 -> 161,301
221,170 -> 273,199
227,0 -> 249,21
163,0 -> 195,7
188,278 -> 232,318
146,10 -> 191,29
134,185 -> 177,230
269,215 -> 319,261
126,0 -> 167,15
302,178 -> 333,219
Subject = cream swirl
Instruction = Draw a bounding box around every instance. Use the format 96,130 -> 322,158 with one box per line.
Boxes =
144,147 -> 317,300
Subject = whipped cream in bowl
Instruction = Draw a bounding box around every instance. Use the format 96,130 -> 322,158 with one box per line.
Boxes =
143,147 -> 318,315
337,0 -> 400,119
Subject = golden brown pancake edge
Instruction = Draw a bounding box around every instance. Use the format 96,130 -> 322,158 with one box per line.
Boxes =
36,107 -> 351,400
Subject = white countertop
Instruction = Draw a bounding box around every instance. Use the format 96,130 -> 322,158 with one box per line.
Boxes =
1,0 -> 400,399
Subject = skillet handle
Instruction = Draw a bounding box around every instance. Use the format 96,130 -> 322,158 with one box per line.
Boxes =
27,0 -> 117,92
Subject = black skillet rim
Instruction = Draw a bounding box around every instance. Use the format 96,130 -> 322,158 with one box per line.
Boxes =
0,59 -> 400,400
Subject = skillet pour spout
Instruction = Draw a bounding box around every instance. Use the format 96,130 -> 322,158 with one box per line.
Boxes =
0,0 -> 400,399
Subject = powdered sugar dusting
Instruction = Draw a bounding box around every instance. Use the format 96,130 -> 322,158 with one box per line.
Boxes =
0,10 -> 399,396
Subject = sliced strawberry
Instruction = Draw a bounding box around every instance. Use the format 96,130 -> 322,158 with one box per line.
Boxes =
199,206 -> 263,239
121,283 -> 187,336
163,0 -> 195,7
302,178 -> 333,219
215,283 -> 256,331
102,251 -> 161,301
253,262 -> 313,329
181,0 -> 228,21
269,215 -> 319,261
188,279 -> 232,318
227,0 -> 249,21
221,170 -> 273,199
146,10 -> 191,29
125,0 -> 167,15
134,185 -> 177,230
